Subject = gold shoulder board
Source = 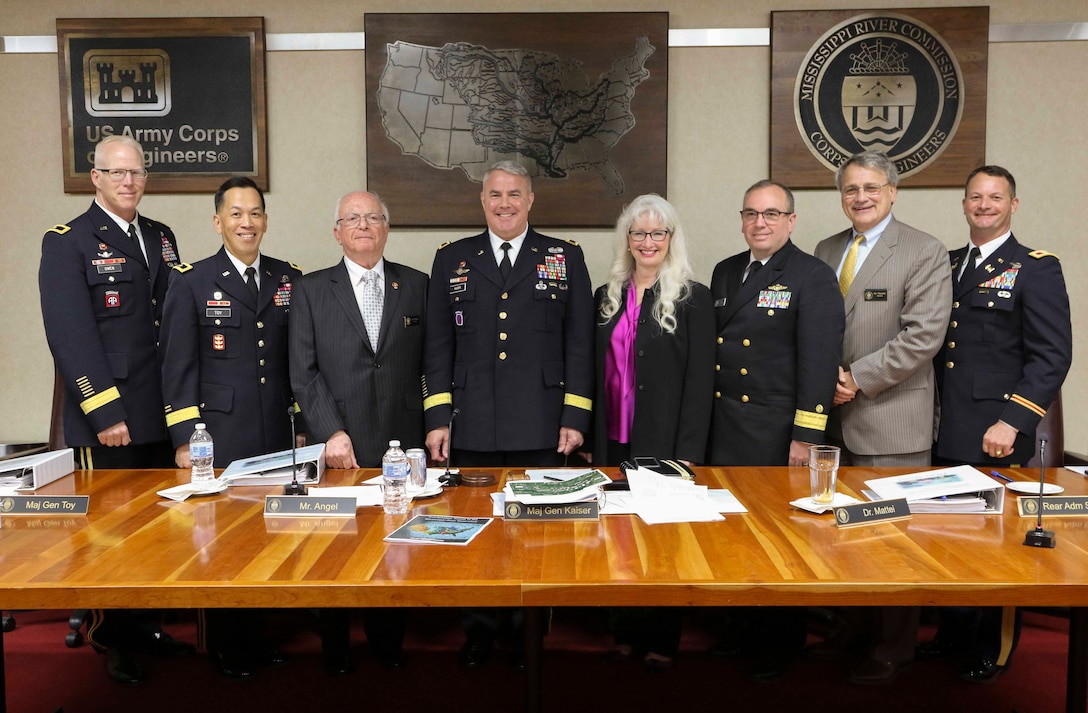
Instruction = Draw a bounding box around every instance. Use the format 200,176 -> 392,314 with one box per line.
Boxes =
46,224 -> 71,235
565,239 -> 580,247
172,262 -> 194,273
1028,250 -> 1059,260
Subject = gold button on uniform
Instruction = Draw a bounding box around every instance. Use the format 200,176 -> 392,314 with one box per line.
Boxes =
946,361 -> 954,369
258,340 -> 265,347
256,321 -> 264,329
499,332 -> 508,341
740,368 -> 748,375
948,341 -> 955,349
499,312 -> 507,319
717,337 -> 723,344
151,298 -> 157,306
715,391 -> 721,398
259,359 -> 266,366
950,320 -> 958,329
767,309 -> 774,316
953,301 -> 959,308
260,377 -> 266,384
741,395 -> 749,403
215,319 -> 222,326
987,301 -> 994,308
501,292 -> 509,300
816,405 -> 824,413
715,364 -> 720,372
499,352 -> 507,360
551,294 -> 557,300
742,339 -> 751,347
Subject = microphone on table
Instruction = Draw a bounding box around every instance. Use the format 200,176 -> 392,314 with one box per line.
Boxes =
440,408 -> 462,487
1023,432 -> 1055,548
283,405 -> 307,496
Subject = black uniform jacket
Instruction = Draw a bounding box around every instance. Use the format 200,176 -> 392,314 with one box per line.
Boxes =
708,240 -> 844,465
39,201 -> 181,447
422,229 -> 594,452
290,259 -> 428,467
159,248 -> 302,466
935,235 -> 1072,464
590,281 -> 715,464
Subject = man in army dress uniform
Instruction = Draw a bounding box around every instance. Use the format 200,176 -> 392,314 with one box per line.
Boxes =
160,176 -> 301,468
39,134 -> 192,684
422,161 -> 594,669
158,176 -> 301,679
926,165 -> 1073,683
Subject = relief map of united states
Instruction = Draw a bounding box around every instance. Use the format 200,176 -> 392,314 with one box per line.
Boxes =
377,37 -> 655,195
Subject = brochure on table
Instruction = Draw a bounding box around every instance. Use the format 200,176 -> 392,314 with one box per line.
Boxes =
220,443 -> 325,486
864,464 -> 1005,514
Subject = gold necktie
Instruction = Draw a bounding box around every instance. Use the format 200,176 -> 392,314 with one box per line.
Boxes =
839,234 -> 865,298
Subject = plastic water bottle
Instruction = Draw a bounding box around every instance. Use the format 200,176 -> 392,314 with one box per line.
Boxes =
189,423 -> 215,485
382,440 -> 410,514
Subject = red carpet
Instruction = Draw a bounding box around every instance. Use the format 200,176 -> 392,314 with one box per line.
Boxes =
2,609 -> 1069,712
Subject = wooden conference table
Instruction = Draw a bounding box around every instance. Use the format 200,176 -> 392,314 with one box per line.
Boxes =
2,464 -> 1088,713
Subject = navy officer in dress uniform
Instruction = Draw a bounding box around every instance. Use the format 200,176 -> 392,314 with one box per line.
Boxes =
707,179 -> 844,680
422,160 -> 594,668
159,176 -> 302,679
38,134 -> 192,684
709,179 -> 844,466
926,165 -> 1073,683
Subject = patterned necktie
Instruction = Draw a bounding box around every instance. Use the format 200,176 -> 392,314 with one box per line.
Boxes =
839,234 -> 865,298
499,242 -> 512,281
959,246 -> 981,284
127,223 -> 146,266
244,266 -> 259,303
361,271 -> 382,351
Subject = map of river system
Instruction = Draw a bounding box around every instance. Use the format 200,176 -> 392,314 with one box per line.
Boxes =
377,36 -> 655,196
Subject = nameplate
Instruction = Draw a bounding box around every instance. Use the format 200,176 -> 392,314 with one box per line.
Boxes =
504,500 -> 599,521
834,498 -> 911,528
0,495 -> 89,515
1018,496 -> 1088,518
264,495 -> 356,517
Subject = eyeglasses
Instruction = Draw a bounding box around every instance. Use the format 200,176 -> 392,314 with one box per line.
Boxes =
739,209 -> 792,223
95,167 -> 149,182
841,183 -> 889,198
337,213 -> 387,229
628,229 -> 670,242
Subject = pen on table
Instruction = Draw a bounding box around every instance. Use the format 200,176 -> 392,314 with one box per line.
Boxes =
543,475 -> 563,481
989,470 -> 1013,483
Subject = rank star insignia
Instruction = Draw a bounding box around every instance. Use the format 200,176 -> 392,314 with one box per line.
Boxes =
212,334 -> 226,351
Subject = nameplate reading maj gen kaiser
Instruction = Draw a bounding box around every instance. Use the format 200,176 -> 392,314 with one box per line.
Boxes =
504,500 -> 599,521
794,13 -> 964,180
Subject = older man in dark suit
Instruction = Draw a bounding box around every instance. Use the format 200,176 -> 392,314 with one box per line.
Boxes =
289,190 -> 427,674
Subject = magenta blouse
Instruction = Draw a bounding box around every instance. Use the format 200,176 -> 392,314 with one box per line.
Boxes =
605,282 -> 641,444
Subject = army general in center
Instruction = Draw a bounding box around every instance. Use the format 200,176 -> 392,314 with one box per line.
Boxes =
422,160 -> 594,468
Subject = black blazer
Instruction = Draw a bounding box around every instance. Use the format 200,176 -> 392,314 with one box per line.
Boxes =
290,259 -> 428,467
591,281 -> 715,464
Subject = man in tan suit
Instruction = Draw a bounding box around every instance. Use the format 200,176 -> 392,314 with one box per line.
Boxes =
813,151 -> 951,685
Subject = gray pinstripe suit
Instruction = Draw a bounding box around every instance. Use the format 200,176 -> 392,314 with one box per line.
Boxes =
814,217 -> 951,460
289,258 -> 428,467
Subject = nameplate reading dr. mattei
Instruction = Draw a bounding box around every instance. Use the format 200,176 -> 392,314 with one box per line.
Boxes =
834,499 -> 911,528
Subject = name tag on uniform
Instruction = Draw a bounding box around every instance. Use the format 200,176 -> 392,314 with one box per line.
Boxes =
206,308 -> 232,318
864,289 -> 888,301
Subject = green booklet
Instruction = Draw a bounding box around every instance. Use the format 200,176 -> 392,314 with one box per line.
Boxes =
383,515 -> 493,546
504,469 -> 609,504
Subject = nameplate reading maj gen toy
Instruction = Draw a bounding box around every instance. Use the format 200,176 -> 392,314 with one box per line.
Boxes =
0,495 -> 89,516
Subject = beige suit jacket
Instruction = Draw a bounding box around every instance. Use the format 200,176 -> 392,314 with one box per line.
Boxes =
814,217 -> 951,456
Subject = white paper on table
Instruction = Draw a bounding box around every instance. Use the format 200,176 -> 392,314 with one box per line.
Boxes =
790,492 -> 862,514
310,486 -> 382,507
362,472 -> 446,489
708,489 -> 748,514
1065,465 -> 1088,477
626,467 -> 724,524
490,491 -> 505,516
